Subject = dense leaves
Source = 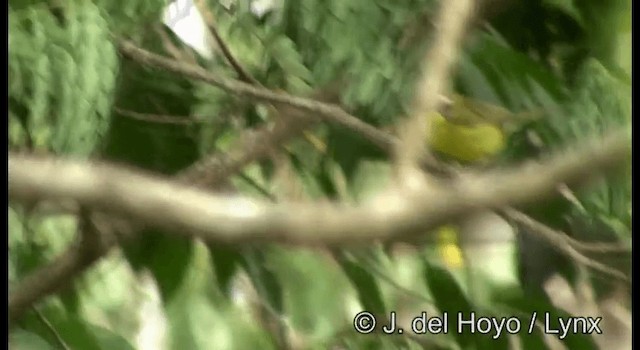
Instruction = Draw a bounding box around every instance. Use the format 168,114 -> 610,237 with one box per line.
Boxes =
8,0 -> 630,349
9,1 -> 118,155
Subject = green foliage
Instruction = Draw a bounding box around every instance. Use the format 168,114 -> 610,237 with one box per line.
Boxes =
492,287 -> 599,350
457,32 -> 568,112
424,262 -> 477,348
507,58 -> 631,295
15,304 -> 137,350
9,1 -> 118,156
9,0 -> 630,349
101,27 -> 201,303
280,0 -> 436,123
9,328 -> 55,350
95,0 -> 168,35
338,253 -> 388,315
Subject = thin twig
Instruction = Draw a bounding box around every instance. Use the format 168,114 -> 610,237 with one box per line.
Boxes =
570,240 -> 630,253
501,208 -> 630,282
155,24 -> 199,65
117,39 -> 394,152
194,0 -> 259,84
176,107 -> 315,186
114,107 -> 211,125
33,306 -> 72,350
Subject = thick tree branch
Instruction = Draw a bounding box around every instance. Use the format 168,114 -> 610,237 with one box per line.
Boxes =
9,130 -> 629,246
9,96 -> 310,319
10,13 -> 628,319
8,67 -> 350,321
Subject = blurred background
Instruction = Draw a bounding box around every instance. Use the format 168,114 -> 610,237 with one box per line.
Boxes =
9,0 -> 631,349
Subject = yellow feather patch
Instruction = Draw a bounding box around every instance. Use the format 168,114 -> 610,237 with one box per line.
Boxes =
428,112 -> 506,163
436,225 -> 465,269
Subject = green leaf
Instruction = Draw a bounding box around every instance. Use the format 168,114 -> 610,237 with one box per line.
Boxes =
423,260 -> 476,348
243,249 -> 285,314
460,32 -> 567,110
165,298 -> 200,350
518,328 -> 549,350
355,70 -> 384,106
543,0 -> 584,25
327,127 -> 385,185
349,160 -> 391,202
9,328 -> 55,350
268,35 -> 313,86
19,307 -> 105,350
87,324 -> 137,350
123,230 -> 194,303
315,156 -> 340,200
12,240 -> 49,279
337,253 -> 386,315
208,243 -> 243,296
494,288 -> 599,350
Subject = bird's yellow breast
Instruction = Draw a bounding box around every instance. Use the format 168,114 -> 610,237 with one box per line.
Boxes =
428,112 -> 506,163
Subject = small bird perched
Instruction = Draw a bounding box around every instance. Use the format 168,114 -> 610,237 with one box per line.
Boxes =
436,224 -> 465,269
428,93 -> 542,163
427,94 -> 542,270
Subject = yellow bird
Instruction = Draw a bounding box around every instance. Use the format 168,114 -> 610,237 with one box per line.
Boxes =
427,93 -> 542,163
436,224 -> 465,269
428,94 -> 542,267
428,111 -> 506,163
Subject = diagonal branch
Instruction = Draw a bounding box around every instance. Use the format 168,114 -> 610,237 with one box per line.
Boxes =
8,128 -> 629,321
116,39 -> 461,182
176,85 -> 339,186
9,130 -> 629,246
117,39 -> 394,152
194,0 -> 258,84
10,20 -> 629,324
8,210 -> 115,322
7,72 -> 347,323
501,208 -> 630,282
